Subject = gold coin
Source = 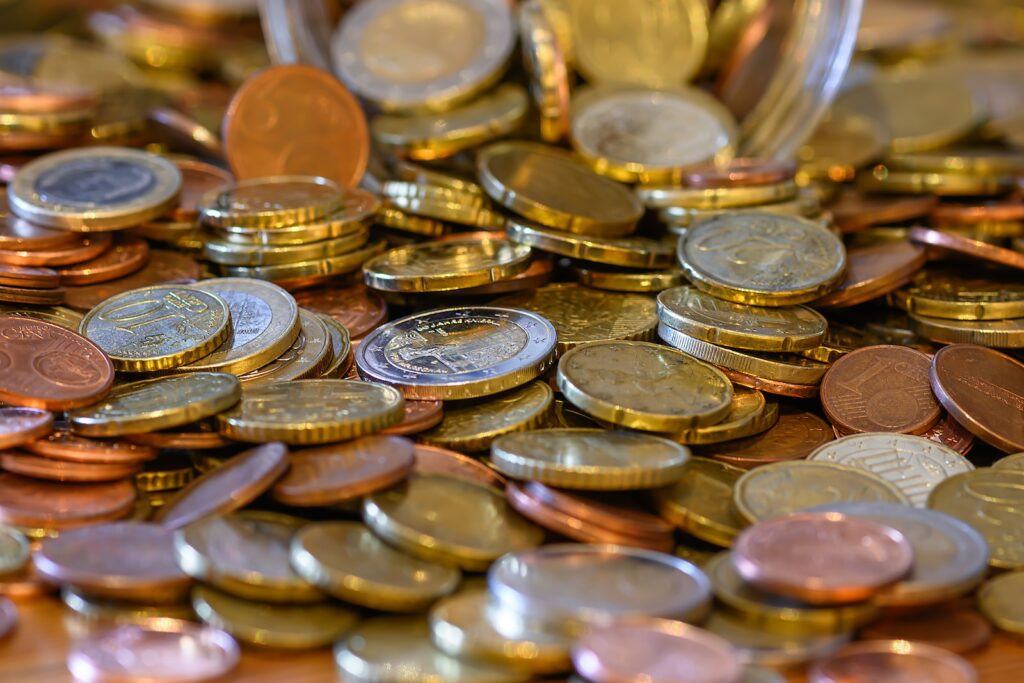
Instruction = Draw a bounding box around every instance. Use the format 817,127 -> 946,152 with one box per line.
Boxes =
203,228 -> 370,266
928,469 -> 1024,570
179,278 -> 301,376
799,322 -> 879,363
507,218 -> 673,268
318,315 -> 352,379
702,609 -> 851,670
494,283 -> 659,354
519,0 -> 570,143
668,389 -> 776,446
219,379 -> 404,445
238,309 -> 333,384
797,113 -> 889,182
659,189 -> 823,227
637,180 -> 797,210
657,286 -> 827,352
490,428 -> 691,490
174,511 -> 322,604
380,181 -> 488,209
291,521 -> 460,611
978,572 -> 1024,636
886,147 -> 1024,176
362,238 -> 532,293
198,176 -> 344,228
733,461 -> 910,524
568,0 -> 709,87
478,141 -> 643,236
571,86 -> 737,184
993,453 -> 1024,471
0,525 -> 29,576
192,584 -> 359,650
375,204 -> 448,237
69,372 -> 241,437
575,266 -> 685,293
80,285 -> 231,372
390,160 -> 487,196
678,213 -> 847,306
371,84 -> 528,160
219,239 -> 386,285
419,381 -> 553,452
383,196 -> 506,230
653,456 -> 747,547
363,473 -> 544,571
556,341 -> 733,432
213,190 -> 379,246
858,167 -> 1012,197
0,304 -> 84,330
908,313 -> 1024,348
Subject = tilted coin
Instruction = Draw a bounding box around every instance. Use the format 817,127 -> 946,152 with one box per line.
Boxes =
798,112 -> 888,182
236,309 -> 332,385
198,175 -> 344,228
412,443 -> 508,491
217,240 -> 387,289
0,407 -> 54,449
978,571 -> 1024,636
703,610 -> 851,670
356,306 -> 557,400
669,388 -> 777,446
507,218 -> 674,268
813,241 -> 926,309
654,456 -> 748,547
318,315 -> 353,378
858,167 -> 1011,196
62,249 -> 201,312
519,0 -> 570,143
419,381 -> 553,452
203,227 -> 370,267
657,285 -> 827,352
80,285 -> 231,371
0,474 -> 136,530
0,452 -> 141,483
0,232 -> 113,269
678,213 -> 847,306
575,265 -> 686,293
0,304 -> 84,330
8,147 -> 181,231
909,226 -> 1024,272
891,266 -> 1024,321
68,373 -> 241,437
638,180 -> 798,211
490,428 -> 691,490
557,341 -> 733,431
857,603 -> 993,655
214,190 -> 378,247
362,238 -> 532,292
910,313 -> 1024,348
218,379 -> 404,445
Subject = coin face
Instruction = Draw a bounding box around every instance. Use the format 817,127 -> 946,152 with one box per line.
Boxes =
653,456 -> 747,547
362,238 -> 532,292
356,306 -> 557,400
199,176 -> 344,229
419,380 -> 552,452
293,282 -> 387,339
8,147 -> 181,231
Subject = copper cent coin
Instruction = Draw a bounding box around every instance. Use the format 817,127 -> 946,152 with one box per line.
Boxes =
271,435 -> 415,507
922,413 -> 976,456
860,603 -> 992,654
0,451 -> 140,482
910,226 -> 1024,270
378,399 -> 444,435
821,345 -> 941,435
702,406 -> 833,469
0,264 -> 60,289
523,481 -> 674,540
0,232 -> 112,267
0,194 -> 79,251
0,316 -> 114,410
170,158 -> 234,222
224,64 -> 369,189
732,512 -> 914,605
24,427 -> 156,464
56,235 -> 149,285
809,640 -> 978,683
0,407 -> 53,449
0,597 -> 15,640
719,366 -> 820,399
411,443 -> 506,490
829,188 -> 938,233
930,344 -> 1024,453
814,242 -> 926,308
932,198 -> 1024,226
682,158 -> 796,188
293,282 -> 387,339
63,249 -> 201,311
0,474 -> 135,529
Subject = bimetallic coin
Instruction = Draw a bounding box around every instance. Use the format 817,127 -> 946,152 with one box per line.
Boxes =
236,311 -> 333,385
654,457 -> 747,547
978,572 -> 1024,636
808,640 -> 977,683
356,306 -> 557,400
362,238 -> 532,293
8,147 -> 181,231
198,176 -> 344,229
507,218 -> 674,268
419,381 -> 553,452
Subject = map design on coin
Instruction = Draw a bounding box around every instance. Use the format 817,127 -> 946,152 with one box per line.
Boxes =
35,158 -> 156,207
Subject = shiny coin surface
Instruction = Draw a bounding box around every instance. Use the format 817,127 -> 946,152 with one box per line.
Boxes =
670,389 -> 776,446
356,306 -> 557,400
507,218 -> 674,268
0,407 -> 53,449
198,175 -> 343,229
978,571 -> 1024,636
575,265 -> 686,293
8,147 -> 181,231
0,526 -> 29,576
215,190 -> 378,246
0,452 -> 141,482
654,456 -> 747,547
203,227 -> 370,267
858,603 -> 992,655
0,474 -> 136,529
419,381 -> 553,452
909,314 -> 1024,349
56,235 -> 149,286
293,281 -> 387,339
412,443 -> 508,490
25,428 -> 155,464
362,238 -> 532,292
701,610 -> 850,669
809,640 -> 977,683
236,309 -> 332,385
813,241 -> 926,309
892,266 -> 1024,322
519,0 -> 570,143
491,428 -> 691,490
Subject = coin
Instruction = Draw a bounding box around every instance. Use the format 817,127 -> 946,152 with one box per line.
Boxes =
26,427 -> 156,464
670,390 -> 777,446
0,231 -> 113,268
362,238 -> 532,293
978,571 -> 1024,636
910,226 -> 1024,271
813,242 -> 926,309
198,175 -> 344,229
356,306 -> 557,400
507,218 -> 674,268
379,399 -> 444,436
557,341 -> 733,431
218,239 -> 387,289
478,141 -> 643,236
994,453 -> 1024,470
860,602 -> 992,655
419,381 -> 552,452
236,310 -> 332,384
0,526 -> 29,576
56,235 -> 149,286
930,344 -> 1024,453
705,610 -> 850,670
828,187 -> 939,231
8,147 -> 181,231
204,226 -> 370,266
69,373 -> 240,437
154,442 -> 288,529
522,481 -> 674,540
653,456 -> 747,547
215,189 -> 378,246
734,461 -> 910,523
291,521 -> 460,611
809,640 -> 977,683
412,443 -> 507,490
293,281 -> 386,339
575,265 -> 685,293
798,113 -> 888,182
0,316 -> 114,410
0,195 -> 79,251
639,179 -> 798,211
223,65 -> 367,188
891,266 -> 1024,321
519,0 -> 570,143
174,511 -> 321,603
679,213 -> 847,306
0,263 -> 60,289
490,429 -> 690,490
0,451 -> 140,482
658,286 -> 826,352
62,249 -> 201,311
720,366 -> 821,398
910,313 -> 1024,348
0,407 -> 53,449
0,474 -> 135,529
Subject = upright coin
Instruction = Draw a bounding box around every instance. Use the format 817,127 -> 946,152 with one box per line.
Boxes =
679,213 -> 847,306
362,238 -> 532,292
519,0 -> 570,142
8,147 -> 181,231
0,407 -> 53,449
198,176 -> 344,229
356,306 -> 556,400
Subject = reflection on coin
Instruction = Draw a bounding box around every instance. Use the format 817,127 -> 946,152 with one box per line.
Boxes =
701,405 -> 833,469
362,238 -> 532,292
412,443 -> 507,490
978,571 -> 1024,636
654,457 -> 747,547
0,407 -> 53,449
293,281 -> 387,339
419,381 -> 553,452
519,0 -> 570,143
809,640 -> 977,683
199,176 -> 344,229
507,218 -> 674,268
0,474 -> 136,529
236,309 -> 332,385
669,390 -> 776,446
701,610 -> 850,669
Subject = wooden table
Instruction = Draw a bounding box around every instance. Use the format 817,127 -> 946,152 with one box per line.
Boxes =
3,597 -> 1023,682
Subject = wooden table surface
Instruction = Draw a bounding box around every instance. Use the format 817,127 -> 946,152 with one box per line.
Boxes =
3,596 -> 1024,682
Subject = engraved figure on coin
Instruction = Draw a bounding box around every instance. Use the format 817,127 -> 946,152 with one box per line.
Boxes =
384,320 -> 527,374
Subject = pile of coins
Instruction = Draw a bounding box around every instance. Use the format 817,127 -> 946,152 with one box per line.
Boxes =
0,0 -> 1024,682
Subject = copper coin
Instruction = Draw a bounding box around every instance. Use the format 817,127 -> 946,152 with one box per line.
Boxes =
0,597 -> 15,639
0,232 -> 112,268
682,158 -> 797,188
910,226 -> 1024,270
123,422 -> 232,451
378,399 -> 444,436
930,344 -> 1024,453
56,235 -> 149,285
0,282 -> 64,305
821,345 -> 941,435
732,512 -> 914,604
523,482 -> 675,540
809,640 -> 977,683
720,366 -> 820,398
223,64 -> 369,189
34,522 -> 190,602
0,407 -> 53,450
154,442 -> 289,529
271,435 -> 414,507
63,249 -> 201,310
702,405 -> 833,469
860,604 -> 992,654
24,426 -> 156,464
168,158 -> 233,222
0,452 -> 140,482
293,282 -> 387,339
932,198 -> 1024,226
0,474 -> 135,529
451,257 -> 555,296
0,316 -> 114,410
0,264 -> 60,288
0,84 -> 98,113
146,106 -> 224,161
814,242 -> 927,308
412,444 -> 506,490
715,1 -> 792,120
0,195 -> 78,251
829,187 -> 938,233
922,413 -> 976,456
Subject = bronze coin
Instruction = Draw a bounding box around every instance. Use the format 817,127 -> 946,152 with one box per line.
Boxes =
829,187 -> 938,233
682,158 -> 797,188
449,257 -> 555,296
24,427 -> 156,464
720,366 -> 820,399
715,1 -> 792,120
814,242 -> 926,309
821,345 -> 941,435
0,407 -> 53,449
412,444 -> 506,490
378,399 -> 444,436
0,316 -> 114,410
293,282 -> 387,339
0,84 -> 99,113
223,64 -> 369,189
271,435 -> 415,507
910,226 -> 1024,270
522,481 -> 675,540
0,473 -> 135,529
0,451 -> 140,482
930,344 -> 1024,453
56,235 -> 149,285
168,158 -> 233,222
860,603 -> 992,654
922,413 -> 976,456
932,198 -> 1024,226
123,422 -> 233,451
0,264 -> 60,289
63,249 -> 201,310
146,106 -> 224,161
0,232 -> 112,267
0,282 -> 64,304
702,405 -> 833,469
0,195 -> 79,251
154,442 -> 289,529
